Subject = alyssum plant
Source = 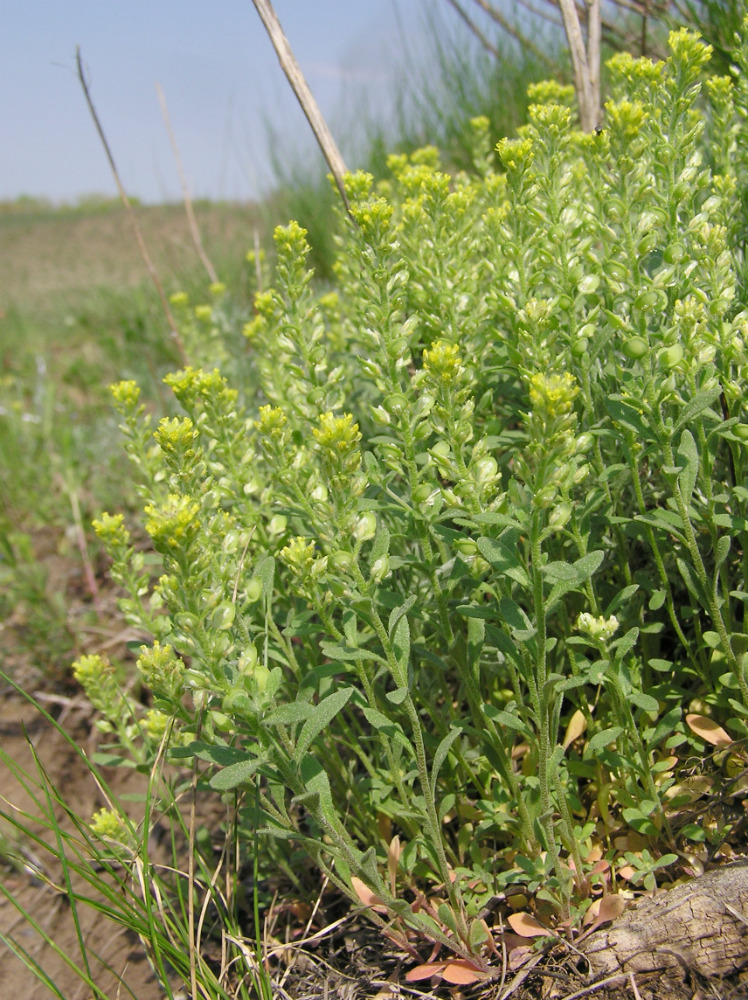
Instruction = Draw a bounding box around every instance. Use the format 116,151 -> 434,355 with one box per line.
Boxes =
78,27 -> 748,978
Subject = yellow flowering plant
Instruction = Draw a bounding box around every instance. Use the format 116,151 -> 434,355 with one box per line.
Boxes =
81,27 -> 748,974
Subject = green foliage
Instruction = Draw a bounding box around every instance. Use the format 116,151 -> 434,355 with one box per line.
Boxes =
75,25 -> 748,976
264,9 -> 559,281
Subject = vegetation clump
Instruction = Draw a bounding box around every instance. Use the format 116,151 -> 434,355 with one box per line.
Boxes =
5,21 -> 748,998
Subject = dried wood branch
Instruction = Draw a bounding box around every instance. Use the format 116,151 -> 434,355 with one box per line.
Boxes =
469,0 -> 559,68
446,0 -> 502,59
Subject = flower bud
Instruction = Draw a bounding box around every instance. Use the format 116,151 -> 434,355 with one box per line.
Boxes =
549,501 -> 572,530
354,512 -> 377,541
371,555 -> 390,582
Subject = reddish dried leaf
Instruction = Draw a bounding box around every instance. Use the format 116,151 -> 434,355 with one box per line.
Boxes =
442,960 -> 487,985
686,713 -> 732,746
405,963 -> 445,983
597,893 -> 625,924
508,945 -> 534,970
507,912 -> 550,938
351,876 -> 384,908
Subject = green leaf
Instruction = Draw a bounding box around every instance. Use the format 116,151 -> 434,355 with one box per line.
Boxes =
609,626 -> 639,659
651,705 -> 681,746
629,692 -> 659,714
456,603 -> 497,620
437,902 -> 459,935
649,589 -> 667,610
680,823 -> 706,842
254,555 -> 275,600
605,584 -> 639,615
182,741 -> 250,767
295,688 -> 354,761
370,524 -> 390,564
388,596 -> 417,639
673,385 -> 721,433
482,707 -> 529,733
485,625 -> 524,664
430,728 -> 462,797
622,808 -> 658,836
391,613 -> 410,684
676,557 -> 708,604
676,429 -> 698,506
715,535 -> 731,568
469,511 -> 527,529
209,756 -> 262,790
477,536 -> 518,569
588,727 -> 624,752
604,396 -> 649,438
320,641 -> 385,664
298,754 -> 335,825
572,550 -> 605,581
264,702 -> 315,728
542,561 -> 578,583
544,551 -> 605,611
361,707 -> 414,754
386,687 -> 409,705
498,598 -> 532,632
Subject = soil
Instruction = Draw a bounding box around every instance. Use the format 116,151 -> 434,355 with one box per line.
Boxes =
0,692 -> 165,1000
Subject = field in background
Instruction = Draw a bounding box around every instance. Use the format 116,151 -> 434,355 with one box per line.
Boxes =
0,199 -> 264,684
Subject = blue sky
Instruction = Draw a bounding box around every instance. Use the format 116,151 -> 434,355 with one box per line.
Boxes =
0,0 -> 459,205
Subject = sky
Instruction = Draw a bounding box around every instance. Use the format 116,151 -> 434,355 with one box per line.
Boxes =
0,0 -> 451,205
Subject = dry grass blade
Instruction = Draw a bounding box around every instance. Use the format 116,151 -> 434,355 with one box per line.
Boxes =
555,971 -> 636,999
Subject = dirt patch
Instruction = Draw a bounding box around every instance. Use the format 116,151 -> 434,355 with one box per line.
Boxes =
0,694 -> 164,1000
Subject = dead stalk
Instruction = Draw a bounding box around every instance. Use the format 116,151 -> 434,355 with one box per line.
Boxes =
75,48 -> 187,365
250,0 -> 350,212
155,82 -> 219,284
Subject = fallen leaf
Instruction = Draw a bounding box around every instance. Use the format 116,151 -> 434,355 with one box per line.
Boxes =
405,962 -> 445,983
595,893 -> 625,926
508,945 -> 534,970
563,708 -> 588,749
387,835 -> 400,895
507,912 -> 551,938
686,713 -> 732,746
442,960 -> 487,985
351,876 -> 385,910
